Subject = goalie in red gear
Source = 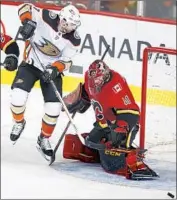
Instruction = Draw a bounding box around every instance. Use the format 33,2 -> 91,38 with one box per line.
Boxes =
0,33 -> 19,71
62,60 -> 159,180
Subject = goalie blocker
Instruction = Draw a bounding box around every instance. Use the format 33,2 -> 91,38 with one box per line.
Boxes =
62,83 -> 159,180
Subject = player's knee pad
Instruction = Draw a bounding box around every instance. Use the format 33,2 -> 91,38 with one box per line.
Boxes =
10,88 -> 28,121
11,88 -> 28,106
44,102 -> 62,116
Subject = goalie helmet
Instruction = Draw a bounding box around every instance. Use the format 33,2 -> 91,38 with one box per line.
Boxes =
88,60 -> 110,95
58,5 -> 81,34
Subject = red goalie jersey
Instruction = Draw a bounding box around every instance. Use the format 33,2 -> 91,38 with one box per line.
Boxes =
84,61 -> 140,126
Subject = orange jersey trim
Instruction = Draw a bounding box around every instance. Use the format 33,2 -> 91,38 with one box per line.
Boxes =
52,61 -> 65,72
20,12 -> 32,22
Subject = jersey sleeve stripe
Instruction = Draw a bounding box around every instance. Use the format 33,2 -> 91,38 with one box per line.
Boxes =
2,39 -> 15,53
116,109 -> 140,115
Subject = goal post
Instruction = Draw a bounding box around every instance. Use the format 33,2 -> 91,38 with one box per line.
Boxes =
140,47 -> 177,149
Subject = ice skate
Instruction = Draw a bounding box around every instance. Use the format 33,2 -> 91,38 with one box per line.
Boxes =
128,162 -> 160,180
37,135 -> 53,161
10,120 -> 26,144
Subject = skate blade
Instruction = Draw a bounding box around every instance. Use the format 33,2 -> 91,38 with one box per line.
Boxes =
11,137 -> 21,145
12,140 -> 18,145
49,154 -> 55,166
11,136 -> 21,145
36,145 -> 52,162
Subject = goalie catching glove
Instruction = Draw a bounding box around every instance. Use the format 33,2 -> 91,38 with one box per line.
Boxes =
62,83 -> 91,113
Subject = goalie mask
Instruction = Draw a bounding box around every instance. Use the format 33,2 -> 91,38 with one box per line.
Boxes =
88,60 -> 110,95
58,5 -> 81,34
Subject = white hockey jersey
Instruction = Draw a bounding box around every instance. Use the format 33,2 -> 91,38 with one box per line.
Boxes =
18,3 -> 81,72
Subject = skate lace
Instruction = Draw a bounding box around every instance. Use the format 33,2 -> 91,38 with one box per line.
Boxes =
41,138 -> 52,150
12,122 -> 24,135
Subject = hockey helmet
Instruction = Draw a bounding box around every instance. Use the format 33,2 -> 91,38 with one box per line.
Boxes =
58,5 -> 81,33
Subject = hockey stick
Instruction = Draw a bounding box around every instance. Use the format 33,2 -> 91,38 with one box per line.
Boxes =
101,45 -> 110,61
49,111 -> 76,165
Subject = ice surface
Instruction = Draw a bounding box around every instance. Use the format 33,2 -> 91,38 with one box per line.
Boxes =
1,85 -> 176,199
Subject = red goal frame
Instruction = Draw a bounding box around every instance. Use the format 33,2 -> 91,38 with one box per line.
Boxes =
140,47 -> 177,149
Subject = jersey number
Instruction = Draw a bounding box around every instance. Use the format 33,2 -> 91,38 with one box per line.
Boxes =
122,95 -> 131,105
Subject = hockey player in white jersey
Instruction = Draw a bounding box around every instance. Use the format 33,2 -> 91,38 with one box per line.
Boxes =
10,3 -> 81,159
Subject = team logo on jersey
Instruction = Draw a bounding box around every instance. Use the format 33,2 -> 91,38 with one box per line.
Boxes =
74,31 -> 80,40
34,38 -> 60,57
15,79 -> 24,84
91,99 -> 104,120
49,11 -> 58,19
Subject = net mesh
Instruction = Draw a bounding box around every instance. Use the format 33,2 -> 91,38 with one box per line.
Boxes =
140,48 -> 176,149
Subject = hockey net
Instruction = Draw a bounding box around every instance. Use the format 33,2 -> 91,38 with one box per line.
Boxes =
139,47 -> 177,150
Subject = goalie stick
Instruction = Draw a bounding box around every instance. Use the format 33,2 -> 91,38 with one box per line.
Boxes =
49,112 -> 76,165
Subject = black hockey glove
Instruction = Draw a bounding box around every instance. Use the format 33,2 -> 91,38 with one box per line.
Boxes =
109,123 -> 128,148
3,54 -> 18,71
20,19 -> 37,40
42,65 -> 59,83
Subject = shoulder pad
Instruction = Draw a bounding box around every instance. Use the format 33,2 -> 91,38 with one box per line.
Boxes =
42,9 -> 59,32
63,30 -> 81,46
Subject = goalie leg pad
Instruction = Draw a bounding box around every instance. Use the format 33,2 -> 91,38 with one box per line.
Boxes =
80,133 -> 100,162
63,134 -> 84,159
63,133 -> 100,163
98,149 -> 127,172
98,148 -> 158,180
125,151 -> 159,180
